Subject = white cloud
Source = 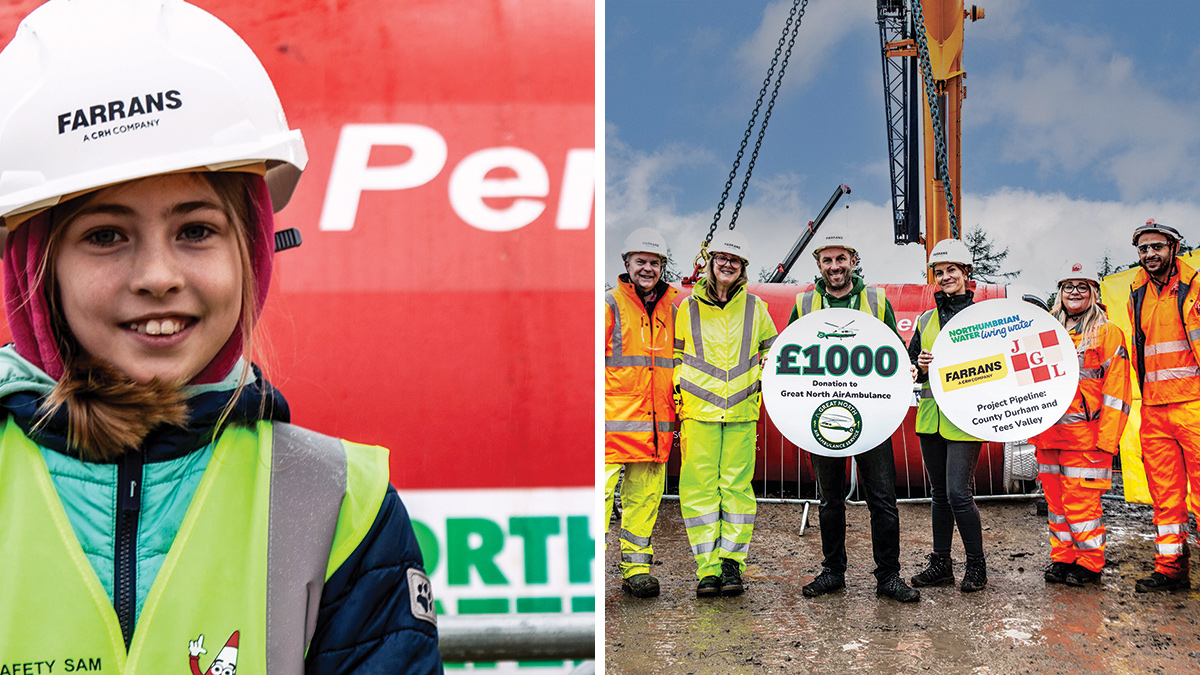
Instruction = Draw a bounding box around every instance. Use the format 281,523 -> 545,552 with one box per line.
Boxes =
734,0 -> 875,94
972,25 -> 1200,201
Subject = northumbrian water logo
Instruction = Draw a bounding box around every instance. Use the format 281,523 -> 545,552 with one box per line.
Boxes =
811,399 -> 863,450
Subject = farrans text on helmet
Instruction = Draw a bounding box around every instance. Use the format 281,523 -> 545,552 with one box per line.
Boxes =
57,90 -> 182,135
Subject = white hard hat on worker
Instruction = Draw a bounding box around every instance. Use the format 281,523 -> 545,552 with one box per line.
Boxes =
621,227 -> 669,294
0,0 -> 307,237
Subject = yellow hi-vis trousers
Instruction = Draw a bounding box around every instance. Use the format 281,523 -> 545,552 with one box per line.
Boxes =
604,462 -> 667,578
679,419 -> 757,579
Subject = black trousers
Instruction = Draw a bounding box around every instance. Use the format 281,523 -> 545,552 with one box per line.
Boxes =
811,439 -> 901,582
917,433 -> 985,563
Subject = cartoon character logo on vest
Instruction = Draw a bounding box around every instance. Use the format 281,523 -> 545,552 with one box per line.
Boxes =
189,631 -> 239,675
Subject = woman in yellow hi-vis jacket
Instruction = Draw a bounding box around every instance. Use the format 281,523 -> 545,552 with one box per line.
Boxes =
674,230 -> 777,598
0,2 -> 441,672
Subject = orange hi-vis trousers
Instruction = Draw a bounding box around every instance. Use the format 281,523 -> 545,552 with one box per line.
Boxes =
1140,400 -> 1200,576
1036,448 -> 1111,572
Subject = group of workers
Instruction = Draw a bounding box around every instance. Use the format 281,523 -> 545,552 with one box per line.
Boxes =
604,218 -> 1199,602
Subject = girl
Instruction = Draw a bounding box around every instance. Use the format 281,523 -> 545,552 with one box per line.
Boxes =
0,1 -> 441,672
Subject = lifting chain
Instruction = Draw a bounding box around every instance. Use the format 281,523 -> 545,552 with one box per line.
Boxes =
909,0 -> 959,239
691,0 -> 809,277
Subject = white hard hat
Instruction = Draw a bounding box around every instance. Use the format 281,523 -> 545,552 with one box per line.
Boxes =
0,0 -> 307,229
810,232 -> 857,260
927,238 -> 973,269
708,229 -> 751,264
1056,260 -> 1100,289
1131,219 -> 1182,246
621,227 -> 669,259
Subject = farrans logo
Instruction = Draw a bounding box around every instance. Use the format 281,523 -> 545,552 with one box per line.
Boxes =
57,90 -> 183,136
939,354 -> 1009,392
810,399 -> 862,450
948,314 -> 1034,343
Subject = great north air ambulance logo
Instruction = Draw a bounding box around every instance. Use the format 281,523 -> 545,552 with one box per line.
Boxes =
810,399 -> 863,451
189,631 -> 239,675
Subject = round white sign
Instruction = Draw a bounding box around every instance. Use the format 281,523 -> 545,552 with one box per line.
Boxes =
928,297 -> 1078,442
763,307 -> 913,457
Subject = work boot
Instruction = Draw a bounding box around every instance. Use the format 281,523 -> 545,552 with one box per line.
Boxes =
802,568 -> 845,598
1044,561 -> 1073,584
876,573 -> 920,603
910,554 -> 955,588
719,559 -> 744,596
1135,571 -> 1191,593
1064,566 -> 1101,587
960,559 -> 987,593
621,573 -> 660,598
696,575 -> 722,598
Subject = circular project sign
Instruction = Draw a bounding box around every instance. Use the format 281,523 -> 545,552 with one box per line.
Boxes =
763,307 -> 913,457
929,297 -> 1078,442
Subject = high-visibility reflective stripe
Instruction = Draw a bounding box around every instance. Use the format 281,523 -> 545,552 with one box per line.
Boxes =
1052,530 -> 1074,542
606,355 -> 652,368
1078,367 -> 1103,380
760,335 -> 777,351
1116,344 -> 1129,360
1157,522 -> 1187,535
1145,340 -> 1190,356
722,511 -> 756,525
1038,463 -> 1061,475
1102,394 -> 1131,415
689,300 -> 705,362
606,293 -> 623,358
864,286 -> 881,317
1156,542 -> 1185,555
1146,366 -> 1200,382
680,353 -> 760,380
1054,411 -> 1098,425
681,353 -> 727,380
800,291 -> 818,315
1061,466 -> 1112,480
728,353 -> 761,380
656,421 -> 674,432
919,387 -> 934,399
606,420 -> 655,432
679,380 -> 760,410
718,538 -> 750,554
674,338 -> 685,350
683,511 -> 721,528
1069,517 -> 1104,533
1189,327 -> 1200,342
1076,533 -> 1106,550
1047,510 -> 1067,524
691,540 -> 717,555
622,552 -> 653,564
653,356 -> 675,368
738,296 -> 757,366
620,529 -> 651,547
917,310 -> 933,335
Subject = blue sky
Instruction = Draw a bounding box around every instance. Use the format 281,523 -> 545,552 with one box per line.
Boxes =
604,0 -> 1200,293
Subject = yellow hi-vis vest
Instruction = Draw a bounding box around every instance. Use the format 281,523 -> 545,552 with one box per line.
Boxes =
0,417 -> 388,674
914,309 -> 981,441
794,286 -> 888,322
674,281 -> 778,423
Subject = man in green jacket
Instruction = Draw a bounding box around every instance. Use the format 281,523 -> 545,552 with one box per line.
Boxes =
790,233 -> 919,603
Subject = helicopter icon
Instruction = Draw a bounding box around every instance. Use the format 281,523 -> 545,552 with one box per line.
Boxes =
816,320 -> 858,340
817,410 -> 858,433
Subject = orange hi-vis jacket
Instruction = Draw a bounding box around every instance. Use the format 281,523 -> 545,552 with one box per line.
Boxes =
604,277 -> 680,463
1129,260 -> 1200,405
1029,319 -> 1131,453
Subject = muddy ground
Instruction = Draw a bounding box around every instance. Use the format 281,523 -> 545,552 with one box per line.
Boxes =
604,490 -> 1200,674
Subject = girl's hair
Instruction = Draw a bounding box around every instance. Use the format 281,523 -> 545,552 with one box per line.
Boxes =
1050,282 -> 1107,351
703,253 -> 748,303
37,171 -> 262,461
